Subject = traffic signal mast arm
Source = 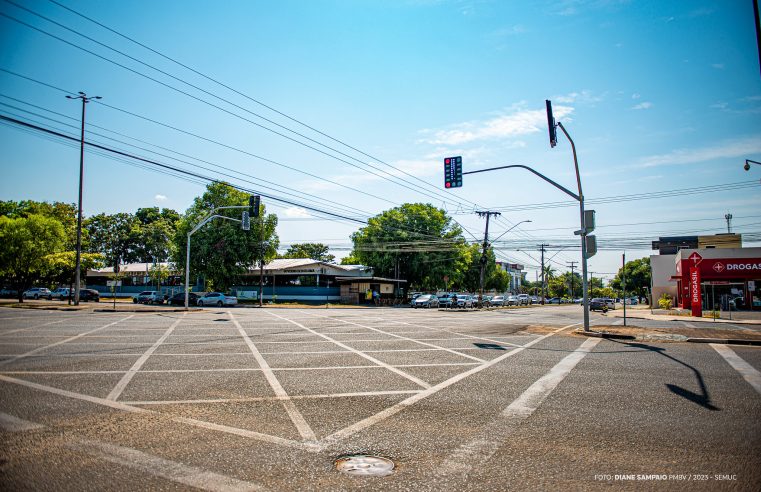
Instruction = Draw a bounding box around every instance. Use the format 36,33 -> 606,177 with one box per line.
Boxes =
463,164 -> 580,202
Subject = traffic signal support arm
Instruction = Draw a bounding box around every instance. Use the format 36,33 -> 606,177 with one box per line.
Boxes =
463,164 -> 580,201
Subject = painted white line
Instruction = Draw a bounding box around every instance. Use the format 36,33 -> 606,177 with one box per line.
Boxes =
711,343 -> 761,396
124,390 -> 423,405
68,439 -> 267,492
319,323 -> 580,448
612,319 -> 624,326
0,315 -> 135,367
229,311 -> 316,441
264,310 -> 432,389
438,336 -> 601,477
0,411 -> 44,432
383,319 -> 526,349
302,311 -> 486,362
106,313 -> 186,401
0,374 -> 314,452
683,322 -> 697,328
0,318 -> 66,336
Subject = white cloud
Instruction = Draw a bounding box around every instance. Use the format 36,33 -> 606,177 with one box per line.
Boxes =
632,102 -> 652,110
631,93 -> 641,100
418,103 -> 574,146
554,90 -> 603,105
637,136 -> 761,168
283,206 -> 311,218
154,194 -> 168,201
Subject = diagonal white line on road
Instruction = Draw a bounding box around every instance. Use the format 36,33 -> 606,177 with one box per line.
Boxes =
68,439 -> 268,492
106,313 -> 186,401
229,311 -> 316,441
318,323 -> 580,449
301,310 -> 486,362
264,310 -> 431,389
0,374 -> 315,452
383,318 -> 526,349
0,315 -> 135,367
0,411 -> 44,432
711,343 -> 761,396
438,336 -> 601,478
122,389 -> 423,405
0,318 -> 67,336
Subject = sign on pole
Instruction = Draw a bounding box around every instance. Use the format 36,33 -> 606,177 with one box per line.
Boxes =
690,267 -> 702,317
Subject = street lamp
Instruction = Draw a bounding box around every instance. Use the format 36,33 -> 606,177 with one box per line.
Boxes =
744,159 -> 761,171
490,220 -> 532,243
66,92 -> 101,306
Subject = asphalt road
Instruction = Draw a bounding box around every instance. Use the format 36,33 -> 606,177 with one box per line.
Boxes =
0,306 -> 759,491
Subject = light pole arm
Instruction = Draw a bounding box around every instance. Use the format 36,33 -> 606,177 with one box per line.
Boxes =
463,164 -> 580,201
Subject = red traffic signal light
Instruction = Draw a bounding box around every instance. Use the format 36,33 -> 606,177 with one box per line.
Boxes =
444,156 -> 462,188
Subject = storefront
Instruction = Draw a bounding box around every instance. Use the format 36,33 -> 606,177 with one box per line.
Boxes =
674,248 -> 761,315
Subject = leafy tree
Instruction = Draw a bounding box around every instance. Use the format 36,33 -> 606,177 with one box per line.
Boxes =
1,200 -> 79,249
486,267 -> 511,292
149,263 -> 169,290
42,251 -> 104,298
172,182 -> 279,292
85,213 -> 141,271
610,257 -> 651,300
281,243 -> 335,263
0,214 -> 66,301
348,203 -> 469,291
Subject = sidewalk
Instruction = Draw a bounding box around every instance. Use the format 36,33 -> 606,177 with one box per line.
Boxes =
605,306 -> 761,325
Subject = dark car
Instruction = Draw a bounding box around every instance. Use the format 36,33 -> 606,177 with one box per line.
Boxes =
78,289 -> 100,302
168,292 -> 199,306
438,294 -> 456,308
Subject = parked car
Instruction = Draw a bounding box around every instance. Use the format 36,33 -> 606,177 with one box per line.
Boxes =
50,288 -> 71,300
455,295 -> 474,309
197,292 -> 237,307
78,289 -> 100,302
517,294 -> 530,305
168,292 -> 200,306
133,291 -> 164,304
547,297 -> 563,304
490,295 -> 505,306
412,294 -> 439,308
438,294 -> 455,308
506,295 -> 519,306
530,296 -> 539,304
589,298 -> 615,311
22,287 -> 52,300
481,295 -> 492,307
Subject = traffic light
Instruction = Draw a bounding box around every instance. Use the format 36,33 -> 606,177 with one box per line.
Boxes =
444,156 -> 462,188
242,211 -> 250,230
250,195 -> 261,217
584,209 -> 596,233
585,235 -> 597,258
546,100 -> 557,148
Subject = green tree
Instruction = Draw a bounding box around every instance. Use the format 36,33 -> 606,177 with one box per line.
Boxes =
0,214 -> 66,301
149,263 -> 170,290
609,257 -> 651,300
172,182 -> 279,292
348,203 -> 469,291
42,251 -> 104,298
85,213 -> 141,271
281,243 -> 335,263
1,200 -> 79,249
486,266 -> 511,292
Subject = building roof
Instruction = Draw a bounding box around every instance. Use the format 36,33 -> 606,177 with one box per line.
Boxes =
91,262 -> 175,274
334,276 -> 407,284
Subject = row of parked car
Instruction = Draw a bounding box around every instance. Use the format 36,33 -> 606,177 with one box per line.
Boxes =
411,293 -> 541,309
132,291 -> 237,307
22,287 -> 100,301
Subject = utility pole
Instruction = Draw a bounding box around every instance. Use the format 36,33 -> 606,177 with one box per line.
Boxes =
539,244 -> 548,304
567,261 -> 577,299
66,92 -> 101,306
622,253 -> 627,326
477,211 -> 501,304
725,213 -> 733,233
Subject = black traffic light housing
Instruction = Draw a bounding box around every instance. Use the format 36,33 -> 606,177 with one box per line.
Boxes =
444,156 -> 462,188
250,195 -> 261,217
546,100 -> 557,148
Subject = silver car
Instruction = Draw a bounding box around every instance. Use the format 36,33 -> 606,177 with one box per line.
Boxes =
22,287 -> 52,300
197,292 -> 237,307
455,295 -> 474,309
490,295 -> 505,306
412,294 -> 439,308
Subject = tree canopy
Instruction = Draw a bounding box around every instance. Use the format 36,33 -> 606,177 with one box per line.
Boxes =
171,182 -> 279,291
610,256 -> 651,299
281,243 -> 335,263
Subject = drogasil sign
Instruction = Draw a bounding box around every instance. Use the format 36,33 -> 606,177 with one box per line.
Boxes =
724,262 -> 761,271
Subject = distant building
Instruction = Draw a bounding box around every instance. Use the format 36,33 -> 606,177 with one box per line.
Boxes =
495,262 -> 526,293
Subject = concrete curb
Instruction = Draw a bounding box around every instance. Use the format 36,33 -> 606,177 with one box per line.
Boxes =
577,330 -> 636,340
686,338 -> 761,346
606,312 -> 761,326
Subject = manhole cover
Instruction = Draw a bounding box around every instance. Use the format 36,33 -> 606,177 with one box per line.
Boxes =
335,455 -> 395,477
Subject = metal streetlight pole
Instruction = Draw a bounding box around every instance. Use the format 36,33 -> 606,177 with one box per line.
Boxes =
66,92 -> 101,306
744,159 -> 761,171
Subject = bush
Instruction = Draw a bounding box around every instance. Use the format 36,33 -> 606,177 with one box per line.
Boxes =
658,293 -> 673,310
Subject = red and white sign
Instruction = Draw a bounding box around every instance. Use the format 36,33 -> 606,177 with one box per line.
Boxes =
712,262 -> 725,273
690,267 -> 702,317
688,252 -> 703,266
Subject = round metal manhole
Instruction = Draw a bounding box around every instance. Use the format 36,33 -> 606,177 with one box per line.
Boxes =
335,455 -> 395,477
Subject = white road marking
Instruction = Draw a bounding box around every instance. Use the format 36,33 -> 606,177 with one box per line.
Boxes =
265,310 -> 432,389
229,311 -> 316,441
68,439 -> 267,492
0,373 -> 315,452
318,323 -> 580,448
0,411 -> 44,432
302,311 -> 486,362
711,343 -> 761,396
383,319 -> 526,349
0,318 -> 66,336
682,322 -> 697,328
438,336 -> 601,477
106,314 -> 186,401
123,390 -> 422,405
612,319 -> 624,326
0,315 -> 135,367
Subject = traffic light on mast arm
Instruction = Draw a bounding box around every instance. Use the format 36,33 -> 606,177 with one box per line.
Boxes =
444,156 -> 462,188
249,195 -> 261,217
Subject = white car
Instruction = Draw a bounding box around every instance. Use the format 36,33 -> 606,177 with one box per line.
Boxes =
22,287 -> 52,300
197,292 -> 237,307
455,295 -> 474,309
50,288 -> 71,300
506,295 -> 519,306
133,291 -> 164,304
517,294 -> 530,305
490,295 -> 505,306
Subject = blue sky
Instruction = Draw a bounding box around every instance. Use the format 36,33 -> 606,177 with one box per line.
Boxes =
1,0 -> 760,281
